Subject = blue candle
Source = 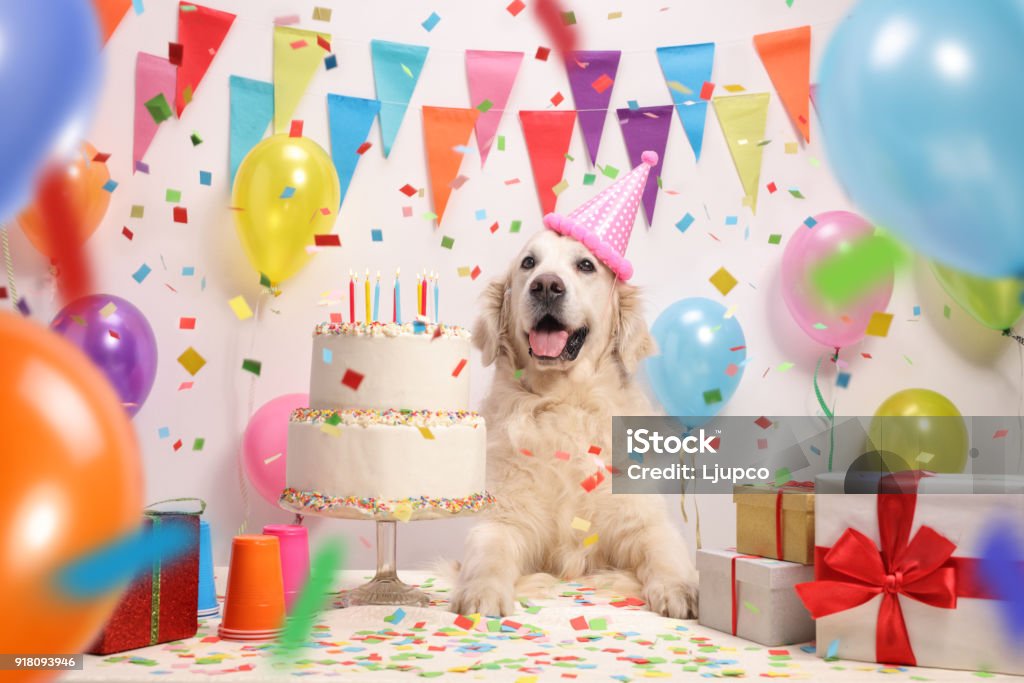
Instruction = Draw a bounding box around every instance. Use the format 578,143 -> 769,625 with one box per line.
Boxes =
433,273 -> 439,323
394,269 -> 402,324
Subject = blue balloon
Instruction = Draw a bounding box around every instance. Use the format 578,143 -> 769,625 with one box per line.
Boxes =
644,298 -> 746,426
0,0 -> 101,220
817,0 -> 1024,277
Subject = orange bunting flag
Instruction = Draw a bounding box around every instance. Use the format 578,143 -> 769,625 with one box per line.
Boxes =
753,25 -> 811,143
519,110 -> 576,216
422,106 -> 479,225
175,2 -> 236,116
92,0 -> 131,43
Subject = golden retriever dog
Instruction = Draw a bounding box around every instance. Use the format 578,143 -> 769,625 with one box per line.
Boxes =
452,229 -> 698,618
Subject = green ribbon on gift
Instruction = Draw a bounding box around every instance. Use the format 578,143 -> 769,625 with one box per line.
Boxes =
144,498 -> 206,645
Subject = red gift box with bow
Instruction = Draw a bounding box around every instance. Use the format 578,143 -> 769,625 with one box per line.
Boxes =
795,475 -> 1024,673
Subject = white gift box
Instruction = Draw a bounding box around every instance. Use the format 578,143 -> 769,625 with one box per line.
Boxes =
804,473 -> 1024,674
697,548 -> 815,646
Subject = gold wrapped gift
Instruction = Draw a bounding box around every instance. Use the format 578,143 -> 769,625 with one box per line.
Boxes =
734,482 -> 815,565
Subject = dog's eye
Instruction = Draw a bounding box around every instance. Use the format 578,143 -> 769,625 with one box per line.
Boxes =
578,258 -> 595,273
521,256 -> 536,270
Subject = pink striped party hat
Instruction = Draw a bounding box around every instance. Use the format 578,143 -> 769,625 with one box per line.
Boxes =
542,150 -> 657,281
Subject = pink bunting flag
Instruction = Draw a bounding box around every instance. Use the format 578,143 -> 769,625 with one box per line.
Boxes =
466,50 -> 524,166
520,110 -> 576,216
134,53 -> 177,172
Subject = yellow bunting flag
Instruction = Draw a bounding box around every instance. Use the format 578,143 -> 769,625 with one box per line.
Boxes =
713,93 -> 770,213
422,106 -> 479,225
273,26 -> 332,133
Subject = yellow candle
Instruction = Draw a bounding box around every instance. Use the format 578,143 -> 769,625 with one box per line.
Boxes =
363,269 -> 371,324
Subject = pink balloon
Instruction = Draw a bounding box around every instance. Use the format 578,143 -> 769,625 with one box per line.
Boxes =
242,393 -> 308,507
781,210 -> 894,349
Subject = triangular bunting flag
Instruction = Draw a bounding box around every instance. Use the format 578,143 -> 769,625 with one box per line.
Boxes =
564,51 -> 621,166
273,26 -> 332,134
422,106 -> 478,225
175,2 -> 235,116
519,110 -> 576,216
327,94 -> 381,210
754,26 -> 811,142
465,50 -> 523,166
372,40 -> 429,158
713,93 -> 771,213
617,105 -> 672,227
134,52 -> 177,171
95,0 -> 131,43
656,43 -> 714,161
229,75 -> 274,184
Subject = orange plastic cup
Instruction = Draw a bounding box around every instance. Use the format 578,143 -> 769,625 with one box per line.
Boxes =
218,535 -> 285,640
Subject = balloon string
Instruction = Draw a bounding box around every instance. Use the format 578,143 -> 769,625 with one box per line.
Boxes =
236,290 -> 267,535
1,225 -> 19,307
679,450 -> 702,550
813,353 -> 837,472
1002,328 -> 1024,346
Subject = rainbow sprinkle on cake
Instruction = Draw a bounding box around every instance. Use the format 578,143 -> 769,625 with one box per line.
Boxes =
290,408 -> 483,427
313,321 -> 470,339
280,488 -> 495,516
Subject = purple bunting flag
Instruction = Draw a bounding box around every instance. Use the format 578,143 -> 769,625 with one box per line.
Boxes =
564,51 -> 621,166
617,104 -> 673,227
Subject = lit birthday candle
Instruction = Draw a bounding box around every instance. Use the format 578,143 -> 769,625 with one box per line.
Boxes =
416,272 -> 423,318
373,271 -> 380,323
364,269 -> 371,324
348,270 -> 355,324
420,269 -> 427,318
394,268 -> 401,324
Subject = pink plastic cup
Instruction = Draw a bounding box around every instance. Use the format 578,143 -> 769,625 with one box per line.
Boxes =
262,524 -> 310,612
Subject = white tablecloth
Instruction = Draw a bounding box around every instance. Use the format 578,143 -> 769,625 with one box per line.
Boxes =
67,569 -> 1004,681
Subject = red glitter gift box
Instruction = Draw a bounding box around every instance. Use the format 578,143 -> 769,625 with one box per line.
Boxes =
88,500 -> 203,655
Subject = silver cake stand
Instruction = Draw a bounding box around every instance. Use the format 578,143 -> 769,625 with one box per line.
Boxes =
279,495 -> 491,607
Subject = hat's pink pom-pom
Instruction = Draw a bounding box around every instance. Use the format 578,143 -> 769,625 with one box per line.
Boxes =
641,150 -> 658,166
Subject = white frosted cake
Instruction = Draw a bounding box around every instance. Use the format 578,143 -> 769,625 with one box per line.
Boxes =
281,321 -> 492,519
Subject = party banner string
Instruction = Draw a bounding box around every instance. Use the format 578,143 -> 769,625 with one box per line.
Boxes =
813,352 -> 838,472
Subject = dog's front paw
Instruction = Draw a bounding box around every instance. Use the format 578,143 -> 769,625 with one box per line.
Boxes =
451,579 -> 515,617
643,578 -> 698,619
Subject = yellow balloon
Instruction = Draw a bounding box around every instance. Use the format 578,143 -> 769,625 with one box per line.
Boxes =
232,135 -> 340,284
868,388 -> 968,473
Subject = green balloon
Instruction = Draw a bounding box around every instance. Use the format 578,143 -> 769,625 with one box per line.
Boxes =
932,262 -> 1024,330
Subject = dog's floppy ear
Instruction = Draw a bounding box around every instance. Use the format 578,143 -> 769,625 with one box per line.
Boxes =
473,276 -> 512,366
614,282 -> 656,374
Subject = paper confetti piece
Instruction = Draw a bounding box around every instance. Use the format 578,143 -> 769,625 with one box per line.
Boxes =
510,220 -> 522,233
825,639 -> 839,659
144,93 -> 172,123
399,183 -> 417,197
280,186 -> 296,199
550,91 -> 565,107
583,533 -> 599,547
440,235 -> 455,249
703,388 -> 723,404
570,616 -> 589,630
700,82 -> 715,99
102,179 -> 118,193
132,264 -> 152,284
592,73 -> 614,94
676,213 -> 695,233
709,267 -> 738,295
452,358 -> 468,377
385,607 -> 406,624
166,188 -> 182,202
228,295 -> 253,320
865,311 -> 893,337
173,207 -> 188,223
836,372 -> 851,388
341,369 -> 364,390
418,426 -> 435,440
242,359 -> 262,376
571,517 -> 591,532
768,233 -> 782,245
994,429 -> 1010,439
130,205 -> 144,218
312,6 -> 331,20
554,450 -> 570,460
289,120 -> 304,137
421,11 -> 441,31
190,131 -> 203,146
277,539 -> 345,660
785,142 -> 799,154
313,234 -> 341,247
98,302 -> 117,318
177,347 -> 206,376
179,317 -> 196,330
535,46 -> 550,61
754,416 -> 772,429
454,614 -> 475,630
324,54 -> 338,70
199,170 -> 212,186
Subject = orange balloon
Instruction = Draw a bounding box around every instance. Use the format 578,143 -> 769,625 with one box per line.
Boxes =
18,143 -> 111,258
0,312 -> 142,681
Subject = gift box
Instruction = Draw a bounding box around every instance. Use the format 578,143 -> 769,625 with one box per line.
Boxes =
734,481 -> 815,564
89,499 -> 203,655
797,473 -> 1024,674
697,548 -> 815,646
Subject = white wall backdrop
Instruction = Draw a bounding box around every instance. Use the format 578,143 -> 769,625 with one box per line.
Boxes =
6,0 -> 1022,567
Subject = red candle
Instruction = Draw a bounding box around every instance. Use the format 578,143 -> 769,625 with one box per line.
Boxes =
349,271 -> 355,324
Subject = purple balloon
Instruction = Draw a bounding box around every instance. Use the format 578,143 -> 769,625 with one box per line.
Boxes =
51,294 -> 158,417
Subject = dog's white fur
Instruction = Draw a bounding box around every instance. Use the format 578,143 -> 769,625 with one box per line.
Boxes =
452,230 -> 698,618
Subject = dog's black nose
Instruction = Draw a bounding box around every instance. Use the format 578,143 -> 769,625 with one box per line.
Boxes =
530,273 -> 565,305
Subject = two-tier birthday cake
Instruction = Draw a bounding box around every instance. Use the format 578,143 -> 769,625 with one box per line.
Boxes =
280,321 -> 493,520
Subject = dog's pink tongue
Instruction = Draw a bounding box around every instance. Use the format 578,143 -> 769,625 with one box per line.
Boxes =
529,329 -> 569,357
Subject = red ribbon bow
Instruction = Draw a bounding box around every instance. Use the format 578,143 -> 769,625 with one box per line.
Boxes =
795,493 -> 959,666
